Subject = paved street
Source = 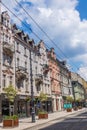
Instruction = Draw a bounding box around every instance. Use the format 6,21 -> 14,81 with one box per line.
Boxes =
30,110 -> 87,130
0,108 -> 86,130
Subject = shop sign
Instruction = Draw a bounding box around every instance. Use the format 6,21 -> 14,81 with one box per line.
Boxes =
64,103 -> 72,109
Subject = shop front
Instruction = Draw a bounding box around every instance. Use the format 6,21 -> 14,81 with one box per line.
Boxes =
42,98 -> 52,113
0,94 -> 10,122
14,95 -> 30,118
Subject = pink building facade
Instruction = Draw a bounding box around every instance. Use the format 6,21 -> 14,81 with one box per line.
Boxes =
48,48 -> 62,112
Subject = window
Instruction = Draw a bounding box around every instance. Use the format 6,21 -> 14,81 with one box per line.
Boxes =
7,20 -> 10,28
6,35 -> 8,42
3,75 -> 6,88
17,80 -> 23,89
3,18 -> 6,26
24,47 -> 26,55
7,56 -> 12,66
3,54 -> 6,64
25,61 -> 27,69
17,43 -> 19,51
20,81 -> 23,88
36,86 -> 40,92
25,80 -> 28,92
9,76 -> 12,85
35,66 -> 37,74
17,58 -> 19,67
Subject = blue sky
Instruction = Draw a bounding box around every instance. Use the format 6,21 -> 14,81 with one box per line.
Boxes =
1,0 -> 87,80
76,0 -> 87,20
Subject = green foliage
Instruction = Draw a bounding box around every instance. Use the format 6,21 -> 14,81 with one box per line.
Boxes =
38,92 -> 47,102
25,96 -> 31,101
38,109 -> 47,115
76,98 -> 82,102
3,115 -> 18,120
3,85 -> 17,102
12,115 -> 18,120
66,96 -> 74,103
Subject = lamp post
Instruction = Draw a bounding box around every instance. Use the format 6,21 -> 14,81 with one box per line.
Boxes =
30,49 -> 35,123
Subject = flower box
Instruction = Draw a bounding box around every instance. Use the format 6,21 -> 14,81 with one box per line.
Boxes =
66,108 -> 72,112
78,106 -> 82,109
3,115 -> 19,128
38,113 -> 48,119
38,111 -> 48,119
3,119 -> 14,127
73,106 -> 78,111
14,119 -> 19,126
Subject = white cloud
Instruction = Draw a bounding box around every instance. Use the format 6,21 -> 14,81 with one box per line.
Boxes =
38,8 -> 52,18
78,67 -> 87,81
1,0 -> 87,80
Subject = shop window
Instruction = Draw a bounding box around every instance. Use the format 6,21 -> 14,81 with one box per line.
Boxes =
17,101 -> 26,117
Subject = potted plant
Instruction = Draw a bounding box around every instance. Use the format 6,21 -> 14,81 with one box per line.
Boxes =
38,109 -> 48,119
73,106 -> 78,111
3,115 -> 19,127
76,98 -> 82,109
3,85 -> 19,127
66,96 -> 74,112
12,115 -> 19,126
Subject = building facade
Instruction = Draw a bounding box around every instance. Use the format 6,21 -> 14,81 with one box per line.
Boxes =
71,72 -> 85,106
34,41 -> 52,112
58,60 -> 73,106
12,24 -> 33,118
0,9 -> 87,122
47,48 -> 62,112
0,11 -> 15,120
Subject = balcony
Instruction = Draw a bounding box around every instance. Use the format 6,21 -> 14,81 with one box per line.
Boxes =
3,41 -> 14,55
16,66 -> 28,80
35,74 -> 43,85
43,64 -> 50,74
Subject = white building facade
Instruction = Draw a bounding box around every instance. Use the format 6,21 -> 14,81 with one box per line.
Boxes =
0,11 -> 15,120
33,41 -> 52,112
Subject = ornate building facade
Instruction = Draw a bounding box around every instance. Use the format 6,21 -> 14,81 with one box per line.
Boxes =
0,11 -> 15,120
47,48 -> 62,112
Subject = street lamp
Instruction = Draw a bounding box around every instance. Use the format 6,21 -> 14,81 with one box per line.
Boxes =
30,49 -> 35,123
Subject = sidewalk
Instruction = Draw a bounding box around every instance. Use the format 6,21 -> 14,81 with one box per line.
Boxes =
0,108 -> 86,130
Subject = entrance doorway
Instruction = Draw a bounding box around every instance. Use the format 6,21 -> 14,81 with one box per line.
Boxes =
2,100 -> 9,116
